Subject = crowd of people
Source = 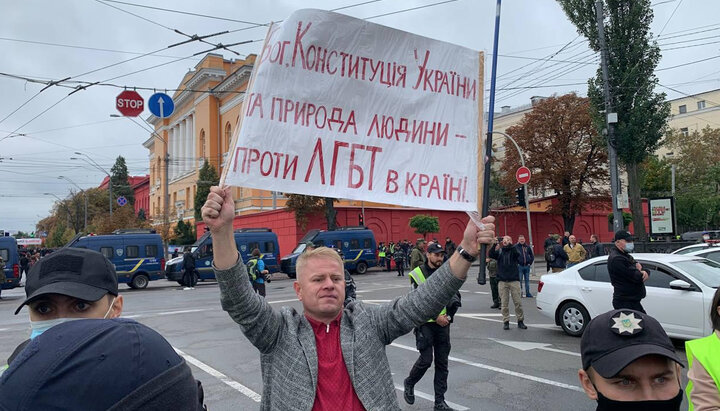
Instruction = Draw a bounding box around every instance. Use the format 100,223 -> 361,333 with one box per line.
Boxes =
1,190 -> 718,410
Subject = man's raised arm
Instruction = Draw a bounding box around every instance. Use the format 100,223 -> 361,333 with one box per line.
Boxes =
202,186 -> 282,352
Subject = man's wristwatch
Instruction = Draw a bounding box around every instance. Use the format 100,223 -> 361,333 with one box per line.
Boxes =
456,245 -> 478,262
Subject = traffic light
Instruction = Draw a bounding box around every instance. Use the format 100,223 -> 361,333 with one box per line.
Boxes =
515,187 -> 526,208
358,213 -> 364,226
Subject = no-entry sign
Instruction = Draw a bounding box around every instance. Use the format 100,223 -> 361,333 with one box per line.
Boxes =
116,90 -> 144,117
516,166 -> 531,185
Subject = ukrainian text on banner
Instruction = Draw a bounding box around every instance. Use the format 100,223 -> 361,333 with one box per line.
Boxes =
225,9 -> 483,211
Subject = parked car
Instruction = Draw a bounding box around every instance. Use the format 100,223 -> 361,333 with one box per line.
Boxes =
536,253 -> 720,339
165,228 -> 280,284
672,242 -> 720,255
0,237 -> 21,290
686,247 -> 720,263
281,227 -> 377,278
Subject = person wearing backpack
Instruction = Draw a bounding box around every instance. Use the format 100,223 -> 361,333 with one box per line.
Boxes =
543,233 -> 556,273
247,248 -> 269,297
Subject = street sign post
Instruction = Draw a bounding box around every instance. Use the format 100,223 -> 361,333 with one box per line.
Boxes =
116,90 -> 144,117
148,92 -> 174,118
117,196 -> 128,207
516,166 -> 531,185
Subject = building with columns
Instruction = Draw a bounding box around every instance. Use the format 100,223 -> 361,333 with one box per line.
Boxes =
144,53 -> 394,226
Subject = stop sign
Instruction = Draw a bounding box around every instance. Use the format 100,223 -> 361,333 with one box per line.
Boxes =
116,90 -> 144,117
516,166 -> 531,185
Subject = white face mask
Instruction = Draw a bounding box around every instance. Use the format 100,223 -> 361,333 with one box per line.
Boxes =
29,296 -> 116,339
624,242 -> 635,253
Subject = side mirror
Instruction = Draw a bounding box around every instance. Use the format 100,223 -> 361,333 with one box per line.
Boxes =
669,279 -> 691,290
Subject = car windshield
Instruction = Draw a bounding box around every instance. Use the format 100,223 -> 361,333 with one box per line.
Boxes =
674,259 -> 720,288
292,243 -> 306,254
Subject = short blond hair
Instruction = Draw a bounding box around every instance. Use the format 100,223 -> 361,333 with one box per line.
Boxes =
296,247 -> 344,279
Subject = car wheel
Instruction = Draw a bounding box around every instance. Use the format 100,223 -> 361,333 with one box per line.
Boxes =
559,302 -> 589,337
355,262 -> 368,275
131,274 -> 149,289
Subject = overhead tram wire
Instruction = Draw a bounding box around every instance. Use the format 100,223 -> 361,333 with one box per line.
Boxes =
2,0 -> 469,146
493,37 -> 585,83
0,37 -> 197,59
656,0 -> 684,37
101,0 -> 267,25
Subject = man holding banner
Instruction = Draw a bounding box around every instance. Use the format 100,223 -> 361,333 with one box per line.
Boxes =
202,186 -> 495,410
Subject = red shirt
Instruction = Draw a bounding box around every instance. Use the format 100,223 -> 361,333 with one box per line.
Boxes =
306,312 -> 366,411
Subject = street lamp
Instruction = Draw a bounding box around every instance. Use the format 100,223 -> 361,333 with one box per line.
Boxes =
43,192 -> 73,227
71,152 -> 112,217
492,130 -> 535,277
111,114 -> 171,258
58,175 -> 87,232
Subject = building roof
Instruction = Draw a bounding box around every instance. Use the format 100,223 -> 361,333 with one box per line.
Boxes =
98,175 -> 149,190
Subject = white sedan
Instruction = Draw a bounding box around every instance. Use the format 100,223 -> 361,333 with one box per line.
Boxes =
536,253 -> 720,339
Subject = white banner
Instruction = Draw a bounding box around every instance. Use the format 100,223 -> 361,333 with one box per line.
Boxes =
16,238 -> 42,245
224,9 -> 482,211
649,197 -> 675,235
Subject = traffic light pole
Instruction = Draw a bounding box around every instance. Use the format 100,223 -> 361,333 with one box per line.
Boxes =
493,131 -> 534,277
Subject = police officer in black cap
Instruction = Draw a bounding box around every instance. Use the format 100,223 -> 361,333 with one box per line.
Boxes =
404,242 -> 462,411
578,309 -> 684,410
608,230 -> 649,313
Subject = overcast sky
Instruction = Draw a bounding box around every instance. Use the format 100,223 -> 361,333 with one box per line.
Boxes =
1,0 -> 718,232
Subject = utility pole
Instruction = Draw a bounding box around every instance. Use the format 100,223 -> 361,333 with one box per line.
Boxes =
596,1 -> 623,232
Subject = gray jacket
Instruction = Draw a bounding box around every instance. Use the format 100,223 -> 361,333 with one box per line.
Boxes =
215,257 -> 465,410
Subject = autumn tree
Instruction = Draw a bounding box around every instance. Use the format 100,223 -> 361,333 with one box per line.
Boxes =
559,0 -> 670,240
501,94 -> 608,232
285,194 -> 337,230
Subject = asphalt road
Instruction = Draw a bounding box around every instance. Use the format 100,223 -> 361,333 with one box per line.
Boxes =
0,266 -> 690,410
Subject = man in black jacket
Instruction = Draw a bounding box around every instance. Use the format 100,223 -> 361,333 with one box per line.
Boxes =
489,236 -> 527,330
608,230 -> 649,313
550,235 -> 569,272
543,234 -> 556,272
589,234 -> 605,258
182,247 -> 198,290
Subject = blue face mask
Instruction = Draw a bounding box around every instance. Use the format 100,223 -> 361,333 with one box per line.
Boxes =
29,297 -> 116,339
625,242 -> 635,253
30,317 -> 82,339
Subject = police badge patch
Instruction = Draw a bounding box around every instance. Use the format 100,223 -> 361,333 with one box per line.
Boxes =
610,311 -> 643,335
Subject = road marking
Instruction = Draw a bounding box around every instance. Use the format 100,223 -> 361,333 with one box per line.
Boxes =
393,384 -> 469,410
456,313 -> 556,329
124,308 -> 211,319
489,338 -> 581,357
390,343 -> 583,393
174,347 -> 262,403
459,289 -> 489,295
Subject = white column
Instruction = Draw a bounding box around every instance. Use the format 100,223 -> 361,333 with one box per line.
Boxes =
190,115 -> 196,171
169,127 -> 176,179
181,119 -> 188,175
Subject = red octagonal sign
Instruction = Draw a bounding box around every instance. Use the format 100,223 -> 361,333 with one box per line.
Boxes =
516,166 -> 531,185
116,90 -> 144,117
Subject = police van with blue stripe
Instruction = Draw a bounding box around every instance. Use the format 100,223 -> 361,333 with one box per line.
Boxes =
165,228 -> 280,284
66,229 -> 165,289
281,226 -> 377,278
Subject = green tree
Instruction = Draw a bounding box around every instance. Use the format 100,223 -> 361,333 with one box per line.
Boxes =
559,0 -> 670,241
489,169 -> 512,208
137,208 -> 146,221
170,220 -> 196,245
111,155 -> 135,206
409,215 -> 439,240
639,155 -> 671,198
194,160 -> 220,220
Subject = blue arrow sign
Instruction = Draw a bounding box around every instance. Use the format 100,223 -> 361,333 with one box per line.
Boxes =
117,196 -> 128,207
148,93 -> 174,118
